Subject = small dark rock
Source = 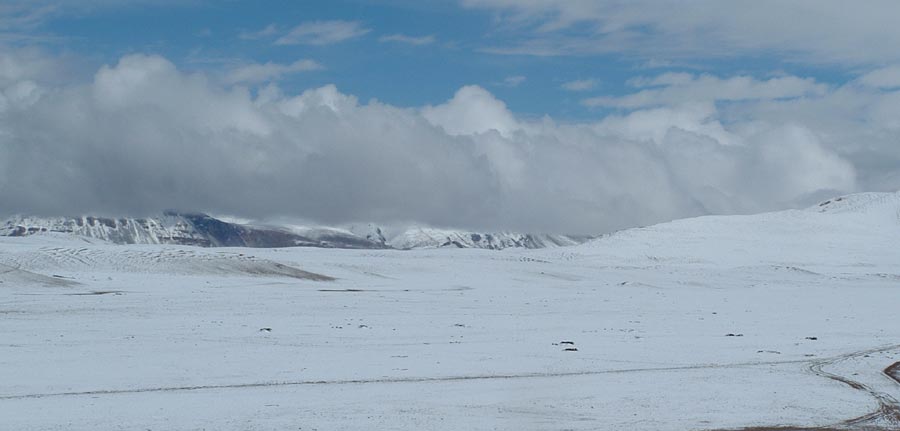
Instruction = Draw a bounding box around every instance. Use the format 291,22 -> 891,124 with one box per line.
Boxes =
259,327 -> 272,332
563,347 -> 578,352
805,336 -> 818,341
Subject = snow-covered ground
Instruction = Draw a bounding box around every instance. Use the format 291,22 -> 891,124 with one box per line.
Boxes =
1,193 -> 899,430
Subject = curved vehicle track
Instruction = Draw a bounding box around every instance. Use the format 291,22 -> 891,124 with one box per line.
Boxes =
718,344 -> 900,431
2,344 -> 898,431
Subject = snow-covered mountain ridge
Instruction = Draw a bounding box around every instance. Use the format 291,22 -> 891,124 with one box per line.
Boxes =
0,212 -> 588,250
7,192 -> 893,251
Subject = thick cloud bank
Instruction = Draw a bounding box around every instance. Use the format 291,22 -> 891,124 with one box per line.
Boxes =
1,52 -> 895,233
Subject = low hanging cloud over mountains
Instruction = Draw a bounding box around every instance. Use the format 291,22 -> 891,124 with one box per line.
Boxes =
1,50 -> 898,234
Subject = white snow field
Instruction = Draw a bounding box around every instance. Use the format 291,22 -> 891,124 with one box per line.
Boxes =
1,192 -> 899,430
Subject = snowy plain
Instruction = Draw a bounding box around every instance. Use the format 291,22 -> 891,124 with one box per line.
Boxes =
1,192 -> 899,430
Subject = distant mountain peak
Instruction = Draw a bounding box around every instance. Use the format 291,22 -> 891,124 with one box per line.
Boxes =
386,226 -> 588,250
0,213 -> 590,250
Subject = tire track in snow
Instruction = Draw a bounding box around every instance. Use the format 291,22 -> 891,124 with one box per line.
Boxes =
807,344 -> 900,429
3,345 -> 898,431
714,343 -> 900,431
0,358 -> 816,401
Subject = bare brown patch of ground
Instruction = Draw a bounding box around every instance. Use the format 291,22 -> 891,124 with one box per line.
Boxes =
886,362 -> 900,384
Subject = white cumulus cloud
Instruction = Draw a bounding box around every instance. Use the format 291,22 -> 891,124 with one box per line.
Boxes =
3,51 -> 897,234
857,65 -> 900,89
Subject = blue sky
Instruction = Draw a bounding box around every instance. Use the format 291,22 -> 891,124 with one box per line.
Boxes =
3,1 -> 900,232
25,0 -> 618,119
5,0 -> 863,120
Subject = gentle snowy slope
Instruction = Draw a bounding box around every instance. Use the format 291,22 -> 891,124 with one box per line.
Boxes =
1,192 -> 899,431
572,191 -> 900,269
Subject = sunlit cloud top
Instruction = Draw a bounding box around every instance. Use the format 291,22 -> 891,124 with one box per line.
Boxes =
0,1 -> 898,233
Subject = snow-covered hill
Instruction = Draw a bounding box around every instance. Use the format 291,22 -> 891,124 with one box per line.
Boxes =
573,191 -> 900,268
0,212 -> 590,250
3,192 -> 900,431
